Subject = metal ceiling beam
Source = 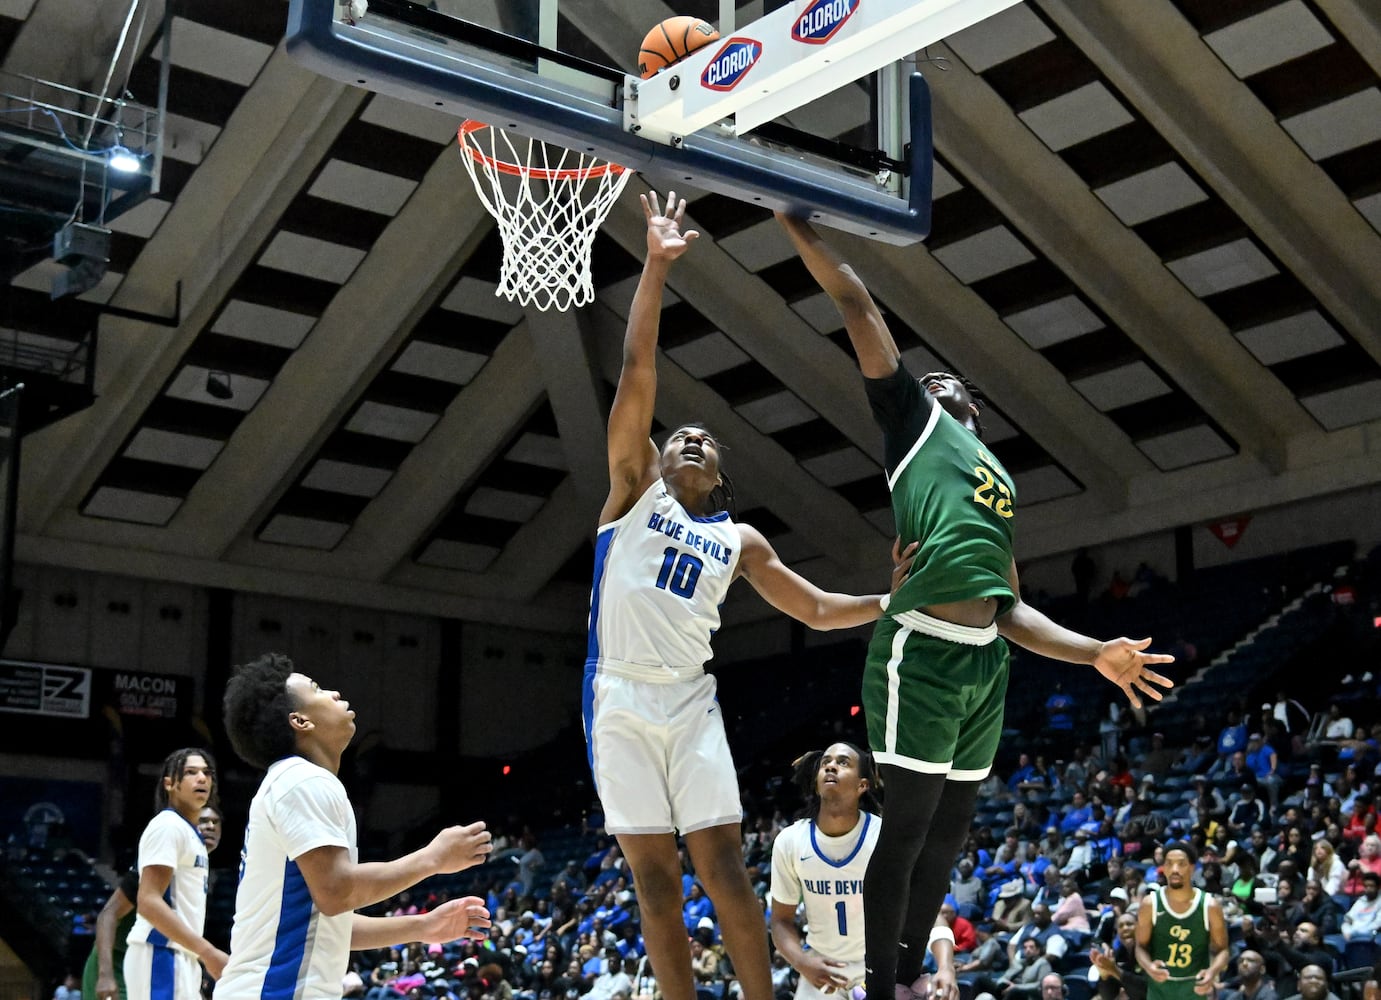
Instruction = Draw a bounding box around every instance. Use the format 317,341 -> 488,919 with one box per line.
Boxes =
22,55 -> 363,536
169,151 -> 493,557
929,39 -> 1305,472
1314,0 -> 1381,78
1040,0 -> 1381,365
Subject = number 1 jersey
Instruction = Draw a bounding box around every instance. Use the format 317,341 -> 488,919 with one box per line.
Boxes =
770,813 -> 881,970
587,479 -> 741,678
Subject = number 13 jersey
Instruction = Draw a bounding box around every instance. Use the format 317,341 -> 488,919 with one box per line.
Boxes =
587,479 -> 742,680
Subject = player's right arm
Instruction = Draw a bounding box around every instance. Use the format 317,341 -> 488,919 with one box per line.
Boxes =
601,190 -> 699,526
294,821 -> 491,917
930,915 -> 960,1000
93,884 -> 135,997
1134,898 -> 1169,983
776,213 -> 899,379
135,866 -> 228,979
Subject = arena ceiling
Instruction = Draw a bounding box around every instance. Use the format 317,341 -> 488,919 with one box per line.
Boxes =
2,0 -> 1380,634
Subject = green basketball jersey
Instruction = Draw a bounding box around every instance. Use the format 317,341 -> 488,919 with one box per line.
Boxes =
1147,886 -> 1211,1000
888,403 -> 1016,616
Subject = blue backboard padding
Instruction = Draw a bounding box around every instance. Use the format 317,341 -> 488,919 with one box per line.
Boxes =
286,0 -> 930,243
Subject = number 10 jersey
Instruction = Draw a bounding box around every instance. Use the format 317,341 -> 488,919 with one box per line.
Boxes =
587,479 -> 742,680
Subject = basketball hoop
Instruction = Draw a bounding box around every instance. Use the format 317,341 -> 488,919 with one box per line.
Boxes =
456,121 -> 632,313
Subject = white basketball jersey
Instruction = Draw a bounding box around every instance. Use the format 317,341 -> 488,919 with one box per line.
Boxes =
215,757 -> 356,1000
127,810 -> 209,953
770,813 -> 880,967
587,479 -> 741,676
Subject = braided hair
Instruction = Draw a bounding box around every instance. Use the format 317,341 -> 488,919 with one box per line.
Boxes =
960,375 -> 988,440
790,742 -> 882,823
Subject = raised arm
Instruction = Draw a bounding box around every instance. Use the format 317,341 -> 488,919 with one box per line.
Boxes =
600,191 -> 699,526
776,213 -> 899,378
997,560 -> 1174,710
736,527 -> 915,630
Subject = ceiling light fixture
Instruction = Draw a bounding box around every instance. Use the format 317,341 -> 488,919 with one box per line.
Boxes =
108,144 -> 141,173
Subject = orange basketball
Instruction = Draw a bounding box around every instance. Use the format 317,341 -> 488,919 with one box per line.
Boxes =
638,16 -> 719,79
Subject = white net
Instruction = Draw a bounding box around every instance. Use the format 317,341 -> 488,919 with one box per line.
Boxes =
457,122 -> 633,313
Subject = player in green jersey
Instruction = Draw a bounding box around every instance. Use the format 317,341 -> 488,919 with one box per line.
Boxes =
777,213 -> 1176,1000
1136,843 -> 1229,1000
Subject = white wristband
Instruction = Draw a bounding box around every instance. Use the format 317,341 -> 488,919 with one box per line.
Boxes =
879,593 -> 891,613
927,925 -> 955,953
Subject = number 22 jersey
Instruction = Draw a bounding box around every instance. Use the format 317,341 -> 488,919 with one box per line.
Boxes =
587,479 -> 741,679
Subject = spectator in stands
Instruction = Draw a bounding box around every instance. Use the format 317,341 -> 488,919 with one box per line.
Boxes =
955,923 -> 1007,987
1343,836 -> 1381,896
1219,951 -> 1277,1000
1012,803 -> 1043,843
586,952 -> 633,1000
1280,965 -> 1338,1000
953,858 -> 985,911
1308,841 -> 1347,896
940,901 -> 978,961
1192,775 -> 1225,816
1297,880 -> 1341,937
1274,829 -> 1311,878
1090,912 -> 1145,1000
1086,857 -> 1124,903
1246,921 -> 1333,996
1215,711 -> 1250,772
1247,734 -> 1284,810
1335,726 -> 1379,772
682,884 -> 714,934
1139,734 -> 1177,783
1341,871 -> 1381,941
1051,876 -> 1090,936
1232,785 -> 1269,837
1061,830 -> 1095,879
978,938 -> 1053,1000
1344,802 -> 1381,850
1042,828 -> 1070,874
1016,757 -> 1057,797
1007,904 -> 1068,965
689,940 -> 719,987
992,880 -> 1032,934
1324,705 -> 1355,742
1228,855 -> 1264,915
1061,792 -> 1093,836
1045,685 -> 1075,734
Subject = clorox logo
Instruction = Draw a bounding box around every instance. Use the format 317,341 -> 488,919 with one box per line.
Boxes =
701,37 -> 763,91
792,0 -> 857,43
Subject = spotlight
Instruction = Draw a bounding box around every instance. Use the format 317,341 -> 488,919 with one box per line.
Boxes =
108,145 -> 141,173
205,371 -> 234,400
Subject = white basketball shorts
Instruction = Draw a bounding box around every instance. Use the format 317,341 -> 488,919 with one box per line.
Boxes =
124,942 -> 202,1000
585,670 -> 742,836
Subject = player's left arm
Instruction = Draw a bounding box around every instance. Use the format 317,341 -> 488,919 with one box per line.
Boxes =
736,526 -> 916,630
349,897 -> 490,951
996,560 -> 1174,710
1195,897 -> 1231,994
136,865 -> 229,978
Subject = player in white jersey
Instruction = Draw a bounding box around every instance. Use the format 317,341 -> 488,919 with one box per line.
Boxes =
125,748 -> 226,1000
771,743 -> 882,1000
586,191 -> 914,1000
216,653 -> 493,1000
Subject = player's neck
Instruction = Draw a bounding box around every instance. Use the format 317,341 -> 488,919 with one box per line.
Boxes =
295,738 -> 343,774
815,805 -> 862,837
1162,883 -> 1195,907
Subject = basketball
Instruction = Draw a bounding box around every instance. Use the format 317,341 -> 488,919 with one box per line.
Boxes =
638,16 -> 719,79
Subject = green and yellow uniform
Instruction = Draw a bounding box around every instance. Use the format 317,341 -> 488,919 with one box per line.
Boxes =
1145,886 -> 1211,1000
861,365 -> 1016,776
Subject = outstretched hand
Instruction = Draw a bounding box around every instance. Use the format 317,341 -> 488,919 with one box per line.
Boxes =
1093,637 -> 1174,710
643,190 -> 699,261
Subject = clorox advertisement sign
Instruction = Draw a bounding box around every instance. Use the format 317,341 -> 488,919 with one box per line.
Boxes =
701,37 -> 763,91
792,0 -> 858,43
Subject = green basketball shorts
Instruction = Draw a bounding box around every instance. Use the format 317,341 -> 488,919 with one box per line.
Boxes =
862,608 -> 1010,779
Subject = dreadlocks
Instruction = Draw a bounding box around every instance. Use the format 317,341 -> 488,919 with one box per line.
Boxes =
153,747 -> 217,812
790,742 -> 882,823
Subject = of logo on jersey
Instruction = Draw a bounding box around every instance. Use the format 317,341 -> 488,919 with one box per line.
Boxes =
792,0 -> 858,44
701,37 -> 763,91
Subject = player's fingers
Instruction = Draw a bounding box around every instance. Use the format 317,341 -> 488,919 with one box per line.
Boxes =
1123,685 -> 1143,711
1141,668 -> 1174,687
1136,678 -> 1166,702
683,229 -> 700,242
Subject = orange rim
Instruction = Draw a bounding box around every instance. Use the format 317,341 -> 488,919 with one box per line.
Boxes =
457,121 -> 628,180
